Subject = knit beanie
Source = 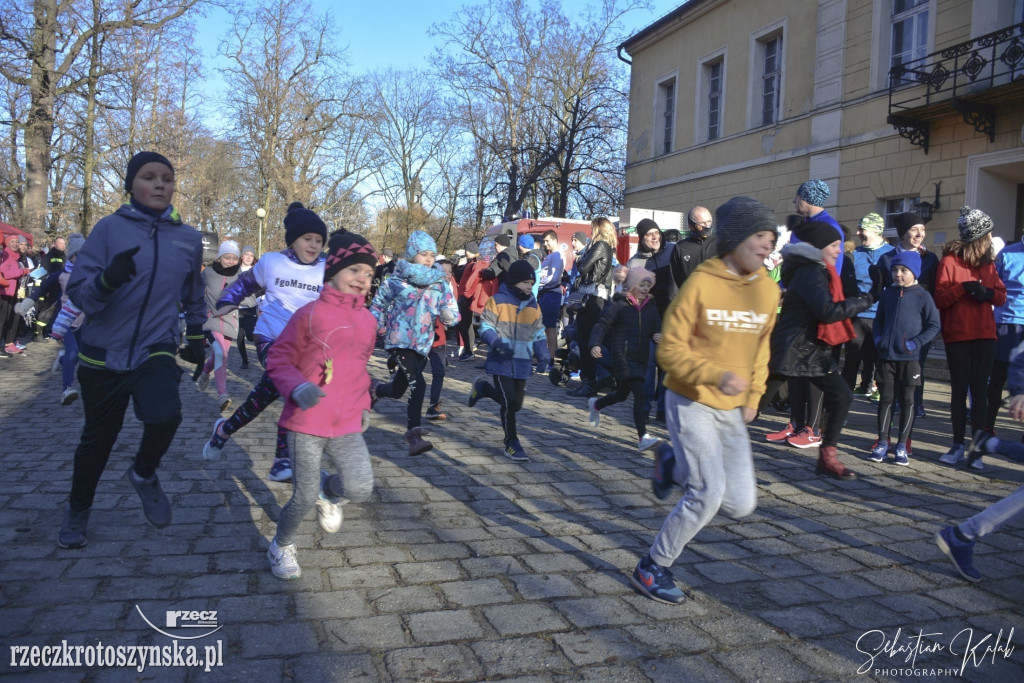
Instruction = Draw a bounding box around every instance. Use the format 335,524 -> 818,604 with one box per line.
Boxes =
635,218 -> 661,242
507,259 -> 536,285
382,248 -> 394,258
124,151 -> 173,192
859,212 -> 885,234
494,234 -> 512,248
624,266 -> 655,292
406,229 -> 437,259
890,249 -> 922,280
793,220 -> 842,249
895,212 -> 923,239
65,232 -> 86,260
324,229 -> 378,282
957,206 -> 994,243
217,240 -> 241,259
714,196 -> 778,257
518,234 -> 535,249
572,231 -> 588,245
796,179 -> 830,207
283,202 -> 328,246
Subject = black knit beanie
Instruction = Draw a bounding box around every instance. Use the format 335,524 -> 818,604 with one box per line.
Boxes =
323,229 -> 378,282
507,259 -> 536,285
284,202 -> 328,246
794,220 -> 842,249
895,212 -> 923,239
124,151 -> 173,192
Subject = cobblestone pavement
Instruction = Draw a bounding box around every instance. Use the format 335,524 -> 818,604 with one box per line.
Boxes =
1,339 -> 1022,682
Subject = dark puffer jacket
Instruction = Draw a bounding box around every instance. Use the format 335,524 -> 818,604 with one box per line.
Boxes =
588,293 -> 661,380
769,243 -> 871,377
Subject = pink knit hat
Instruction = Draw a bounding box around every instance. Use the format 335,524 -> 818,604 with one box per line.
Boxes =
624,267 -> 654,292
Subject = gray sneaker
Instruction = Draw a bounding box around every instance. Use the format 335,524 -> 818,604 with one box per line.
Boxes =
127,469 -> 172,528
57,505 -> 91,549
939,444 -> 965,465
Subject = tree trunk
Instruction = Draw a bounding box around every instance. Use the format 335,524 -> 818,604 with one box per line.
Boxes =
24,0 -> 58,240
79,0 -> 102,234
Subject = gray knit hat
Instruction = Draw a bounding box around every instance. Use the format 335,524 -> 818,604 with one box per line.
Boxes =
796,179 -> 830,207
65,232 -> 86,260
715,197 -> 778,257
957,206 -> 993,243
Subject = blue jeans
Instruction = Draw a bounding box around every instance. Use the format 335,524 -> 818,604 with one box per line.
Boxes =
62,329 -> 80,391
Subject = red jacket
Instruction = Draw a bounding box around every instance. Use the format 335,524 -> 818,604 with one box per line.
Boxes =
459,259 -> 498,314
933,254 -> 1006,343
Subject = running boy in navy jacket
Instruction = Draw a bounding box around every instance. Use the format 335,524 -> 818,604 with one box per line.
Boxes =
869,250 -> 940,466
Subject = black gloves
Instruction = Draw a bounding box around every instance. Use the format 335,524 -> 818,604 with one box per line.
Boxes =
185,323 -> 206,366
962,281 -> 995,303
99,246 -> 140,292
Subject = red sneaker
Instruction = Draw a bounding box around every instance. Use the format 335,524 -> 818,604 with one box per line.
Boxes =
5,343 -> 21,354
787,428 -> 822,448
765,422 -> 796,443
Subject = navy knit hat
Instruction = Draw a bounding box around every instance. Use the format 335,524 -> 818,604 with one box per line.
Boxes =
324,229 -> 378,282
124,151 -> 173,192
890,250 -> 922,280
507,259 -> 536,285
284,202 -> 328,246
796,179 -> 830,207
715,196 -> 777,257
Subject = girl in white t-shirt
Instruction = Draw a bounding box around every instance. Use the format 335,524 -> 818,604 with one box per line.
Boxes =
201,203 -> 326,483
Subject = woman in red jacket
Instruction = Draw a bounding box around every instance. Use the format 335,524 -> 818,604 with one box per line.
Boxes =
933,207 -> 1006,469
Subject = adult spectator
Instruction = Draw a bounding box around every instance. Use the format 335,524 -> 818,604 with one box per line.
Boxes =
371,248 -> 395,300
628,218 -> 673,314
480,234 -> 513,283
456,240 -> 496,361
0,234 -> 31,357
669,206 -> 717,296
791,179 -> 846,275
569,218 -> 616,397
538,230 -> 564,370
844,212 -> 893,394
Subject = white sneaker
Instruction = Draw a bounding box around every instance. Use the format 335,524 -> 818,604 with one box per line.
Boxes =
968,457 -> 984,471
202,418 -> 227,461
218,395 -> 231,411
267,539 -> 301,579
588,397 -> 601,428
60,387 -> 79,405
939,444 -> 965,465
196,373 -> 210,392
638,434 -> 661,452
315,470 -> 343,533
51,349 -> 64,374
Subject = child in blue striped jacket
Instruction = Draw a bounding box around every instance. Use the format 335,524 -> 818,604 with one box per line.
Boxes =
466,259 -> 550,461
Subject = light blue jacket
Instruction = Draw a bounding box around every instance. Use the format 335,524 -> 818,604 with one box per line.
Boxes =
852,242 -> 895,318
995,240 -> 1024,325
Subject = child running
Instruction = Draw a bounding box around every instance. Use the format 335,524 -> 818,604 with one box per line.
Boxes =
196,240 -> 241,412
370,230 -> 459,456
631,197 -> 779,604
587,267 -> 663,452
50,232 -> 87,405
869,250 -> 940,466
58,151 -> 206,549
235,245 -> 259,370
202,202 -> 327,483
264,230 -> 378,579
467,259 -> 550,461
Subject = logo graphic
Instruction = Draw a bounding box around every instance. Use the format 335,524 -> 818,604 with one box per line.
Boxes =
136,606 -> 222,640
705,309 -> 769,333
912,374 -> 921,379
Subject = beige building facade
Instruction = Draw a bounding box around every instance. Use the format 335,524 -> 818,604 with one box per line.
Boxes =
619,0 -> 1024,247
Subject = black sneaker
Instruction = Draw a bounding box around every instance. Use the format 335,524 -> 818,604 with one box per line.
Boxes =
425,402 -> 446,420
127,469 -> 172,529
57,505 -> 91,549
457,352 -> 475,362
965,429 -> 992,469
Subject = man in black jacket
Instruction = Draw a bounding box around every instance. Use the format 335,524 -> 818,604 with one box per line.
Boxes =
480,234 -> 513,283
669,206 -> 717,298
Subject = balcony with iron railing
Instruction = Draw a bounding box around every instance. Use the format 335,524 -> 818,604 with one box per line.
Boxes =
886,22 -> 1024,153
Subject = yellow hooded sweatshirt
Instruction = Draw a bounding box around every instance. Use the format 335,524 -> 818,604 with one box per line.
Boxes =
657,257 -> 779,412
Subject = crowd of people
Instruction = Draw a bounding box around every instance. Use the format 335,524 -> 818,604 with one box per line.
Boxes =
4,151 -> 1021,597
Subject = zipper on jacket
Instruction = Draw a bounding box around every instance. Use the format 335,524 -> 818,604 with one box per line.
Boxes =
127,223 -> 159,367
885,288 -> 904,353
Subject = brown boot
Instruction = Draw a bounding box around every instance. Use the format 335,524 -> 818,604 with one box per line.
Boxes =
405,427 -> 433,456
815,445 -> 857,480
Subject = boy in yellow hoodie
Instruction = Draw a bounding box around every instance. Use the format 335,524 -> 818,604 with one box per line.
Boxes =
630,196 -> 780,604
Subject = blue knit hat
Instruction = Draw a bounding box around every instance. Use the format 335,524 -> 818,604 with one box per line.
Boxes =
406,230 -> 437,259
891,250 -> 921,280
518,234 -> 535,249
796,179 -> 830,207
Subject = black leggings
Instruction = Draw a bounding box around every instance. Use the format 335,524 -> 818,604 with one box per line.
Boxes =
595,377 -> 647,439
788,378 -> 825,431
791,373 -> 851,447
456,297 -> 475,352
877,380 -> 916,445
236,308 -> 257,365
69,355 -> 183,512
946,339 -> 995,444
575,297 -> 605,384
379,348 -> 428,429
0,294 -> 16,346
842,317 -> 877,389
476,375 -> 527,444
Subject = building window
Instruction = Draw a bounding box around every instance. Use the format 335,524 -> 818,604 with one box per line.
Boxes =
658,79 -> 675,155
891,0 -> 929,81
706,60 -> 723,141
884,196 -> 921,239
760,35 -> 782,126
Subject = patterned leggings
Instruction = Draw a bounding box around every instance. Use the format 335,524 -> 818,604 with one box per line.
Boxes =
210,339 -> 288,460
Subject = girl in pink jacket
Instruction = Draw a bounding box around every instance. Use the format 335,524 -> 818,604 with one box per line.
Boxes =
263,230 -> 379,580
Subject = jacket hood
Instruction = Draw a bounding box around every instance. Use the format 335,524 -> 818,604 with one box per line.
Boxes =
693,254 -> 767,285
114,202 -> 181,225
780,242 -> 826,287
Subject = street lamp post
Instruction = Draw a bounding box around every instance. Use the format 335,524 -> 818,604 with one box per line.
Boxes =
256,207 -> 267,257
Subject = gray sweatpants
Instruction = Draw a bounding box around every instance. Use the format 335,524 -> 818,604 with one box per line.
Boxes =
650,390 -> 758,567
274,431 -> 374,546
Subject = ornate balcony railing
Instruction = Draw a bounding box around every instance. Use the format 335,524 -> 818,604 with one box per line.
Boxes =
887,22 -> 1024,153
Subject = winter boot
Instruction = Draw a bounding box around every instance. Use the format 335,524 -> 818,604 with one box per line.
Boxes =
815,445 -> 857,480
405,427 -> 433,456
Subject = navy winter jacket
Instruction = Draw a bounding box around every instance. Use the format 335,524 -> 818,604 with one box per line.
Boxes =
871,283 -> 940,362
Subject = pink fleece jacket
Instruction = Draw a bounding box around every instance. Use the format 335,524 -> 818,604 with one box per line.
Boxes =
267,285 -> 377,437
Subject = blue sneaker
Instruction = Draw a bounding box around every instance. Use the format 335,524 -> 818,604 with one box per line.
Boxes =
503,439 -> 529,462
935,526 -> 981,582
630,556 -> 686,604
892,445 -> 910,466
651,444 -> 676,500
467,377 -> 487,408
268,458 -> 292,482
869,439 -> 889,462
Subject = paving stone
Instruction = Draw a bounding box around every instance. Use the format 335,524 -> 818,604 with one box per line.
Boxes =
323,614 -> 410,652
553,596 -> 644,628
551,628 -> 641,666
482,603 -> 569,636
368,585 -> 443,613
407,609 -> 485,643
511,573 -> 583,600
439,578 -> 512,606
383,644 -> 482,682
471,636 -> 572,678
